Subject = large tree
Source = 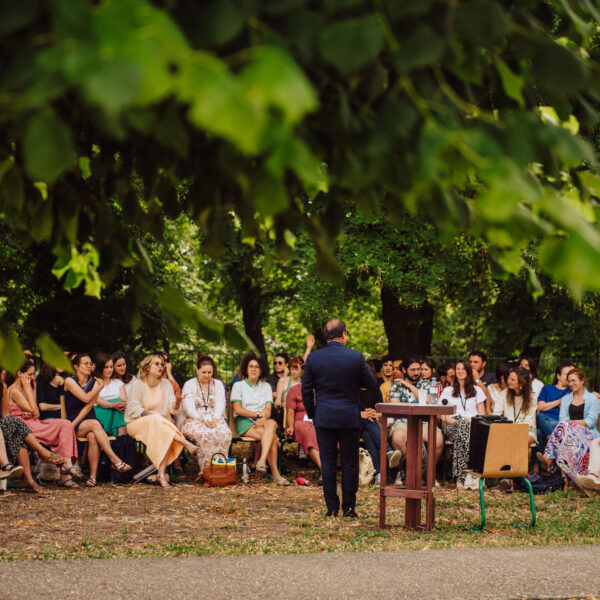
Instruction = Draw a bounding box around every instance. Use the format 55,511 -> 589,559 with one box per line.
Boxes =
1,0 -> 600,371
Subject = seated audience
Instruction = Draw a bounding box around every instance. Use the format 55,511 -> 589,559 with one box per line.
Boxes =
469,350 -> 496,386
438,363 -> 456,389
36,363 -> 64,420
64,353 -> 132,487
537,362 -> 575,451
538,368 -> 599,489
388,357 -> 443,485
439,360 -> 486,488
487,362 -> 510,413
492,367 -> 537,445
285,369 -> 322,479
1,374 -> 64,493
8,361 -> 80,488
177,354 -> 232,477
417,358 -> 442,399
575,437 -> 600,494
274,356 -> 304,410
112,352 -> 136,399
94,353 -> 127,437
231,352 -> 290,485
519,356 -> 544,399
125,354 -> 196,488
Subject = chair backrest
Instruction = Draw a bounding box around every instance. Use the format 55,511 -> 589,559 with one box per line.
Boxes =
228,401 -> 239,438
60,394 -> 67,420
481,423 -> 529,478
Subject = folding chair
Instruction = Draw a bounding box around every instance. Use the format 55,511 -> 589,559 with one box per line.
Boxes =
463,423 -> 536,530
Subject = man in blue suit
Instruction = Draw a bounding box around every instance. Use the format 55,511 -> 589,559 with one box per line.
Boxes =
302,318 -> 378,517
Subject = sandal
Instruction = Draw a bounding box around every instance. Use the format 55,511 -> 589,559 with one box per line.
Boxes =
156,473 -> 170,488
255,461 -> 267,473
58,477 -> 79,489
274,476 -> 291,486
61,465 -> 81,479
0,463 -> 24,480
112,462 -> 132,473
44,452 -> 65,466
24,482 -> 48,494
85,478 -> 97,488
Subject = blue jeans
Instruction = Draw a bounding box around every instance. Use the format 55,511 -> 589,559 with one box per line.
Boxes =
360,418 -> 393,474
537,412 -> 558,452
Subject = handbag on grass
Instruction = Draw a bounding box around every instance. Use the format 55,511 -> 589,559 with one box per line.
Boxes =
202,452 -> 237,487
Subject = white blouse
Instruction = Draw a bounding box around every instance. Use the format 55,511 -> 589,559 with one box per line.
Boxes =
180,377 -> 226,421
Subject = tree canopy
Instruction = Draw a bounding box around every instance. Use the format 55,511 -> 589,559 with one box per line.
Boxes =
1,0 -> 600,371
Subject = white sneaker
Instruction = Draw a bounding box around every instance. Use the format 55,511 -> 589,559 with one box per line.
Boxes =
394,471 -> 403,487
388,449 -> 403,469
464,473 -> 481,491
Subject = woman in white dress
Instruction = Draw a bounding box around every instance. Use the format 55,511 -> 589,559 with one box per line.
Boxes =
177,355 -> 232,477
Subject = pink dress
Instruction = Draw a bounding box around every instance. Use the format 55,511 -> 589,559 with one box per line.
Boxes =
285,384 -> 318,455
8,403 -> 78,459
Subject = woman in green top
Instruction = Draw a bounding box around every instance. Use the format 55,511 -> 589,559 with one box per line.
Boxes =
93,353 -> 127,437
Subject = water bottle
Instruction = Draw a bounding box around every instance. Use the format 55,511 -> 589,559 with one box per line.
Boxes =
430,377 -> 438,405
242,458 -> 249,484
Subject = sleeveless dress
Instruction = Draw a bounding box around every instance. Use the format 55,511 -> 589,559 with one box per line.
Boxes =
64,377 -> 98,433
285,384 -> 318,455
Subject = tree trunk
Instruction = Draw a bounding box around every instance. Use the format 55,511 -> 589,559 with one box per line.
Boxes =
380,285 -> 433,357
239,282 -> 266,356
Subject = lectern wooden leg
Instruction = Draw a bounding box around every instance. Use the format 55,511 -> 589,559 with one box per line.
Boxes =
379,416 -> 388,528
405,416 -> 423,529
425,415 -> 437,530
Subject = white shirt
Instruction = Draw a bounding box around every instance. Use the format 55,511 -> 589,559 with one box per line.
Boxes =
493,392 -> 537,441
531,378 -> 544,400
98,378 -> 124,403
230,380 -> 272,414
440,385 -> 486,420
488,384 -> 507,413
181,377 -> 226,421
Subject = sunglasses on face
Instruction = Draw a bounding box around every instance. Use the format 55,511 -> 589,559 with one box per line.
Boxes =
274,360 -> 285,365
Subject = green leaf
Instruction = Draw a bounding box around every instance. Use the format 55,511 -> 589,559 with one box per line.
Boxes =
453,1 -> 510,46
532,43 -> 587,94
320,14 -> 383,74
394,26 -> 445,71
496,58 -> 524,107
0,166 -> 24,213
240,47 -> 318,125
252,172 -> 288,217
23,109 -> 75,183
36,333 -> 73,374
198,0 -> 246,46
0,329 -> 25,374
30,197 -> 53,242
223,323 -> 254,351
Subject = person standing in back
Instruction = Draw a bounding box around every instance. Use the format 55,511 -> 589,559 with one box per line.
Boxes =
302,318 -> 378,518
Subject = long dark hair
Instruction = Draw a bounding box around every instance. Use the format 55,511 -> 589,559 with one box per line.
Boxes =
93,352 -> 113,379
111,352 -> 133,384
37,363 -> 57,384
506,367 -> 533,413
452,359 -> 476,398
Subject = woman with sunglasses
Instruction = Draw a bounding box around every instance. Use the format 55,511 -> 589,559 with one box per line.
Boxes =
125,354 -> 197,488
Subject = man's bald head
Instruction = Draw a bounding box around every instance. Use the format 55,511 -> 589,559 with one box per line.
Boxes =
324,318 -> 347,342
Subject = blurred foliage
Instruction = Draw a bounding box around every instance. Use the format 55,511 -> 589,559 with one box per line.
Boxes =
1,1 -> 600,370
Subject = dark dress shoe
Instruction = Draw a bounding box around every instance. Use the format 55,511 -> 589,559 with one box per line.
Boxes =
342,509 -> 358,519
325,510 -> 338,517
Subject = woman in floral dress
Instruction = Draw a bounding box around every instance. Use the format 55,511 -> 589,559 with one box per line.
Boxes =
177,355 -> 232,478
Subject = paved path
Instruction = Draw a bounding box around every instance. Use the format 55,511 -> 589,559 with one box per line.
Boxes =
1,545 -> 597,599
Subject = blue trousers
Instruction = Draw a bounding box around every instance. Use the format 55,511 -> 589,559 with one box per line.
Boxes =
360,418 -> 393,474
316,426 -> 360,514
537,412 -> 558,451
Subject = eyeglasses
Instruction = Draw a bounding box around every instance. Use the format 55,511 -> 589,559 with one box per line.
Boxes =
274,361 -> 285,365
248,365 -> 260,369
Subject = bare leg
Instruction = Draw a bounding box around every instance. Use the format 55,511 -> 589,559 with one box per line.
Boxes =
391,428 -> 408,455
266,434 -> 282,479
258,420 -> 277,464
78,420 -> 123,466
171,430 -> 196,454
308,448 -> 322,469
0,430 -> 9,466
87,431 -> 100,481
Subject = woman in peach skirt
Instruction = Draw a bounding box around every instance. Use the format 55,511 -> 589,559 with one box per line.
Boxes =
125,354 -> 197,487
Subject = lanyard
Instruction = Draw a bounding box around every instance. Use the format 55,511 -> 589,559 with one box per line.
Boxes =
460,391 -> 467,413
513,399 -> 522,423
197,379 -> 212,412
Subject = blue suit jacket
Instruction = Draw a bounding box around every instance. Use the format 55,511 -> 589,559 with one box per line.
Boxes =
301,341 -> 378,429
